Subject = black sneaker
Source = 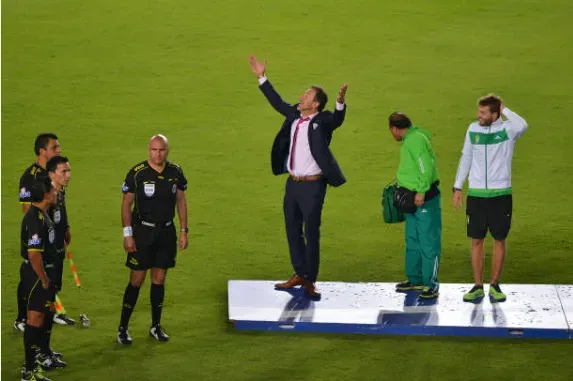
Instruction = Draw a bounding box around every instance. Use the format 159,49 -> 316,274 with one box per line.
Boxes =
149,324 -> 169,342
47,348 -> 63,359
117,327 -> 133,344
395,281 -> 424,291
21,369 -> 37,381
36,353 -> 67,370
53,313 -> 75,325
14,318 -> 26,332
21,362 -> 29,379
419,286 -> 439,299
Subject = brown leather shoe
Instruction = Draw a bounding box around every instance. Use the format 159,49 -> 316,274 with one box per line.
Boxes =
303,282 -> 321,298
274,274 -> 305,289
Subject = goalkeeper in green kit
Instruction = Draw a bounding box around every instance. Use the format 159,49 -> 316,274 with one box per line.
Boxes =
389,112 -> 442,299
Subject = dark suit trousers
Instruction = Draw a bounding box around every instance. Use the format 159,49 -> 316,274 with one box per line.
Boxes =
283,177 -> 327,283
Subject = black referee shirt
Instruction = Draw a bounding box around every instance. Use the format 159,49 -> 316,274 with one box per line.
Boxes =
21,205 -> 57,264
122,160 -> 187,223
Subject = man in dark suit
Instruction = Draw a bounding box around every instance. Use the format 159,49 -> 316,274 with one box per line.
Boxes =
249,55 -> 348,298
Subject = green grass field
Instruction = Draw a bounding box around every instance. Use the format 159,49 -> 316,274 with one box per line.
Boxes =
2,0 -> 573,380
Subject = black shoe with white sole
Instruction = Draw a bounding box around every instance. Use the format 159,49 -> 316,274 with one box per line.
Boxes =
36,353 -> 67,370
149,324 -> 169,342
53,314 -> 75,325
14,318 -> 26,332
47,348 -> 63,359
117,327 -> 133,345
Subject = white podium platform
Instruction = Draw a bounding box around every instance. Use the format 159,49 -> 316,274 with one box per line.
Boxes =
228,281 -> 573,339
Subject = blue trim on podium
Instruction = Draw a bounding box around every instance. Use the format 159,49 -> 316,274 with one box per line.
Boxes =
232,320 -> 570,339
229,281 -> 573,340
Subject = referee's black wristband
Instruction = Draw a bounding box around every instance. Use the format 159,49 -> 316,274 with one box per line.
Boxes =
452,187 -> 462,193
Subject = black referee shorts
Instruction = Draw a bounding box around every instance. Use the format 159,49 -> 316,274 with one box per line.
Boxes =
126,222 -> 177,270
21,262 -> 56,313
466,195 -> 512,241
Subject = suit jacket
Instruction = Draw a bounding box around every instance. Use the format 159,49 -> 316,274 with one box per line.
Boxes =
259,79 -> 347,187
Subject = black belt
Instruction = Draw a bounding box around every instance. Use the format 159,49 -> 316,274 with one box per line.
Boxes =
424,181 -> 441,201
23,260 -> 55,268
397,181 -> 440,202
139,220 -> 173,228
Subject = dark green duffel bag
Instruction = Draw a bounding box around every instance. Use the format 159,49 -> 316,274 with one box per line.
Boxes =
382,180 -> 405,223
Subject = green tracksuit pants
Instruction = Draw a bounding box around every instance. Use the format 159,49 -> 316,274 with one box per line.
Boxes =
404,195 -> 442,289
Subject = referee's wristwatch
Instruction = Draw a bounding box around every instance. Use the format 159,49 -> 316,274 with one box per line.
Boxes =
452,187 -> 462,193
180,228 -> 189,233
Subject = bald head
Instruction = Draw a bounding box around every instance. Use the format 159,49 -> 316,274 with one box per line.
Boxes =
148,134 -> 169,167
149,134 -> 169,147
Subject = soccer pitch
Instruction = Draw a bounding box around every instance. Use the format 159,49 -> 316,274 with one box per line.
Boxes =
2,0 -> 573,380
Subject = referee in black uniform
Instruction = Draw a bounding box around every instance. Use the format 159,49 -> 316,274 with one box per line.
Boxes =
117,134 -> 189,344
15,133 -> 63,331
20,177 -> 58,381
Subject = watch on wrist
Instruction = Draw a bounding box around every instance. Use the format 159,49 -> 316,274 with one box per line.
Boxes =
180,228 -> 189,233
452,187 -> 462,193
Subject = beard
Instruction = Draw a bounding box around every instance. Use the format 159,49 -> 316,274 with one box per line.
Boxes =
479,117 -> 494,126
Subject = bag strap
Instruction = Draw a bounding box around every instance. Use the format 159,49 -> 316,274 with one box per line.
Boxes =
384,178 -> 398,188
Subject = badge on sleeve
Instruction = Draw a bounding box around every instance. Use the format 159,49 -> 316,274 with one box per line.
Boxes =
172,184 -> 177,194
28,234 -> 41,246
49,229 -> 55,244
144,183 -> 155,197
20,187 -> 31,199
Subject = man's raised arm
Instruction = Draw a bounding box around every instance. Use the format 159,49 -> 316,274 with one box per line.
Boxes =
249,55 -> 295,117
332,83 -> 348,129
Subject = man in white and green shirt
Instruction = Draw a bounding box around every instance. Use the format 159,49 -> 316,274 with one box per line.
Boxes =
453,94 -> 528,302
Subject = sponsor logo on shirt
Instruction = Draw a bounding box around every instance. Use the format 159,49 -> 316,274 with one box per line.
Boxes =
28,234 -> 41,246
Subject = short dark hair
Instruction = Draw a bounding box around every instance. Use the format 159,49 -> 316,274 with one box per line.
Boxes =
311,86 -> 328,112
30,175 -> 54,202
34,133 -> 58,156
478,94 -> 502,115
46,156 -> 69,173
388,112 -> 412,129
